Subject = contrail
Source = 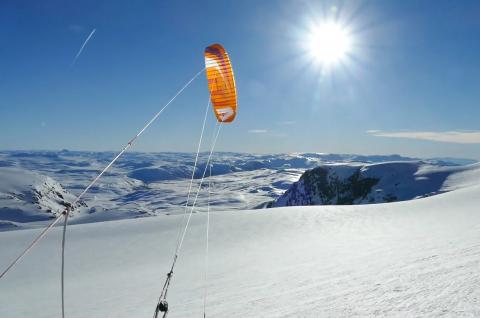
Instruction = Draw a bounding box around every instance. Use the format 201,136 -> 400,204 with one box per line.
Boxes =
71,28 -> 96,66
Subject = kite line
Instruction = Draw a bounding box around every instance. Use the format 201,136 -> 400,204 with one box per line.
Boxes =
0,68 -> 205,288
153,122 -> 222,318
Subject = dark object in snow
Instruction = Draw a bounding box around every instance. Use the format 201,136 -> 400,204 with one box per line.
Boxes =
157,299 -> 168,312
154,299 -> 169,318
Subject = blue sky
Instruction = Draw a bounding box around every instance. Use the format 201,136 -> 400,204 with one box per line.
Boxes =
1,0 -> 479,159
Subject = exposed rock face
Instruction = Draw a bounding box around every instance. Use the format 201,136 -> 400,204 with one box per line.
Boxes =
270,166 -> 379,207
269,161 -> 479,208
0,168 -> 87,227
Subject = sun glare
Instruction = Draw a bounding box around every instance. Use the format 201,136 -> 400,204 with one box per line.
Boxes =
307,22 -> 351,65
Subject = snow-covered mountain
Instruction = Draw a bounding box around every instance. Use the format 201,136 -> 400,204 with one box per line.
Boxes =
0,168 -> 87,229
0,150 -> 476,230
270,161 -> 480,207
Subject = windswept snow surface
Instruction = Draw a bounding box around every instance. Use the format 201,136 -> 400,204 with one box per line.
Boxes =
1,183 -> 480,317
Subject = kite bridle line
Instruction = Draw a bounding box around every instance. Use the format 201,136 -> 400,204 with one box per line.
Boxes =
170,97 -> 211,265
151,96 -> 211,318
203,159 -> 213,317
154,121 -> 223,318
0,68 -> 205,306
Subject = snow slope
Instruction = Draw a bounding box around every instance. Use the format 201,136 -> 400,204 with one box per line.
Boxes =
0,168 -> 87,229
1,181 -> 479,317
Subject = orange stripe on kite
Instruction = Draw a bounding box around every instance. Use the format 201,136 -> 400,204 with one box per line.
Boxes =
204,44 -> 237,123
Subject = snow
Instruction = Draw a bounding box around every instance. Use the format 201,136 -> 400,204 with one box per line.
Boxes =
272,161 -> 480,207
1,151 -> 479,316
0,168 -> 87,229
1,178 -> 480,317
0,151 -> 477,230
442,163 -> 480,191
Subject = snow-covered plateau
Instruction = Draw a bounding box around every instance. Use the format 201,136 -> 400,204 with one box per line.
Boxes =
0,150 -> 479,317
0,150 -> 477,229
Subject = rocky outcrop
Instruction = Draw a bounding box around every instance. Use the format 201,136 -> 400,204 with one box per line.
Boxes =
268,161 -> 480,207
270,166 -> 379,207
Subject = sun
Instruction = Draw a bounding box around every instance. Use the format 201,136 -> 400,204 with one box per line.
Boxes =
307,22 -> 351,66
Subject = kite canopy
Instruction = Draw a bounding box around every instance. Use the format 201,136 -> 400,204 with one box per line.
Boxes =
204,44 -> 237,123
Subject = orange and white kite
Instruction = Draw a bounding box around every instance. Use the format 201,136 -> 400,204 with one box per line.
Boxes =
204,44 -> 237,123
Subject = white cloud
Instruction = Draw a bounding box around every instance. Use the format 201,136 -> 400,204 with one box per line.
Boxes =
367,130 -> 480,144
248,129 -> 268,133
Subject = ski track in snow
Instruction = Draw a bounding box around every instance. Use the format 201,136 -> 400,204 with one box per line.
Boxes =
1,183 -> 480,317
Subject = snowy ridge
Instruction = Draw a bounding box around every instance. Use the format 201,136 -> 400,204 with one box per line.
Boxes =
271,161 -> 480,207
0,168 -> 87,229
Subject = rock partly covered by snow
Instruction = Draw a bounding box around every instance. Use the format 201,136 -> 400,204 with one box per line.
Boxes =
0,168 -> 87,229
270,161 -> 480,207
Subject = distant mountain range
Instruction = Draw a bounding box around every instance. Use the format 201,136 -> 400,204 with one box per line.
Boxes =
0,150 -> 477,230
